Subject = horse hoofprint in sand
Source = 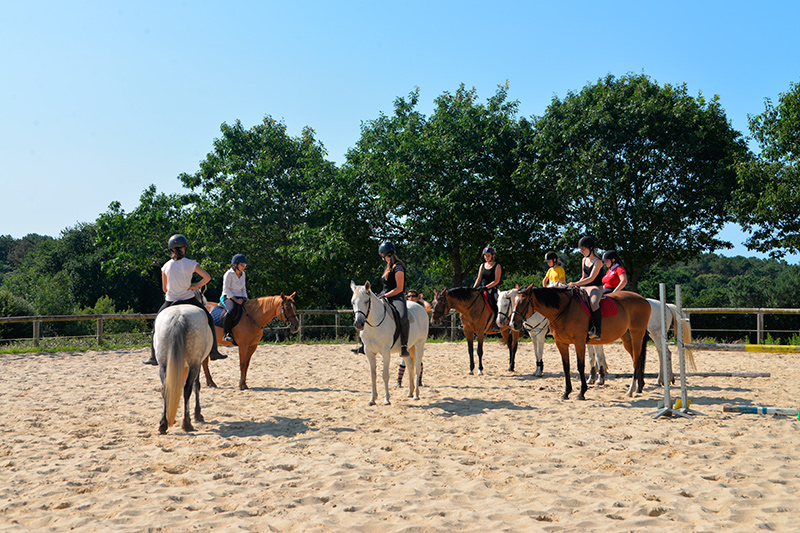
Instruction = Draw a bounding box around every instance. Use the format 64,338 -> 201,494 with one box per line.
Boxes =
350,281 -> 429,405
153,305 -> 214,433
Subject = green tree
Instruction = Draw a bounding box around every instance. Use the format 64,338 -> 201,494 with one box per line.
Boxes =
733,81 -> 800,257
527,73 -> 749,290
346,84 -> 546,287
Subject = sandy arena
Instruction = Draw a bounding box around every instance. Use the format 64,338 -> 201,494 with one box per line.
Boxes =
1,340 -> 798,531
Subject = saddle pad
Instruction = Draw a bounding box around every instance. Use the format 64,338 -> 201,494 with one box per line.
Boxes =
577,296 -> 618,318
210,305 -> 226,328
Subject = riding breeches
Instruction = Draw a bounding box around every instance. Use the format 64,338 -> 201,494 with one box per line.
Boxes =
581,285 -> 602,311
388,295 -> 409,347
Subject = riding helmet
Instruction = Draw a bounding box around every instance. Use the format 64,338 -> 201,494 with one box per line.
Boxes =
578,236 -> 595,250
483,246 -> 496,256
379,241 -> 396,258
544,251 -> 558,262
602,250 -> 621,264
168,234 -> 189,251
231,253 -> 247,266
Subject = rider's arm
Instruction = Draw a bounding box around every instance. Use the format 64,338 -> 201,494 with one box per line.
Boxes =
612,270 -> 628,293
161,271 -> 168,294
473,265 -> 483,288
191,265 -> 212,292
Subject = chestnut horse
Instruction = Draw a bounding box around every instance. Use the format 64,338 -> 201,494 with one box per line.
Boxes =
203,293 -> 299,390
431,287 -> 519,375
511,284 -> 650,400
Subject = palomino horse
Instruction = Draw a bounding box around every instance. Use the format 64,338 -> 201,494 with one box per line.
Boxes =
498,287 -> 608,383
350,281 -> 429,405
154,305 -> 213,434
511,284 -> 650,400
431,287 -> 519,376
203,293 -> 299,390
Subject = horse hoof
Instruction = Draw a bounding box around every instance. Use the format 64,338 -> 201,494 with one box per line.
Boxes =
561,393 -> 570,400
206,381 -> 218,388
478,370 -> 484,376
368,400 -> 376,406
468,370 -> 474,375
533,370 -> 543,378
588,377 -> 596,385
182,422 -> 195,432
507,366 -> 515,372
598,376 -> 605,386
195,413 -> 205,423
239,384 -> 249,391
577,394 -> 586,401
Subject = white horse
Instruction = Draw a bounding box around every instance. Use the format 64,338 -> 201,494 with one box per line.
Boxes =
647,298 -> 695,385
350,281 -> 429,405
154,304 -> 213,434
497,287 -> 608,384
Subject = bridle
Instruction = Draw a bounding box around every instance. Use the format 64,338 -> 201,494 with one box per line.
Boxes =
241,296 -> 298,330
277,298 -> 298,325
353,290 -> 388,328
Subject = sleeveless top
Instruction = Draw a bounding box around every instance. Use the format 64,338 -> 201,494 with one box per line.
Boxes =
479,263 -> 499,287
383,264 -> 405,298
583,258 -> 603,287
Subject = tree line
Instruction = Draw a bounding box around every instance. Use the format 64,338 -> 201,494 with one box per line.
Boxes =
2,73 -> 799,341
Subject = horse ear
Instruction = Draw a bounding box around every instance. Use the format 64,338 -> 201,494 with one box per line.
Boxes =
288,292 -> 296,299
526,282 -> 535,292
279,292 -> 285,298
350,280 -> 357,293
365,280 -> 371,291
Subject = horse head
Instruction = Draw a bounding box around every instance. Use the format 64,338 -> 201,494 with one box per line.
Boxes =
430,288 -> 450,326
350,280 -> 373,331
511,283 -> 536,331
496,287 -> 519,328
278,292 -> 300,334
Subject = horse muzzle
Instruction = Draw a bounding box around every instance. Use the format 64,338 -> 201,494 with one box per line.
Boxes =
353,318 -> 365,331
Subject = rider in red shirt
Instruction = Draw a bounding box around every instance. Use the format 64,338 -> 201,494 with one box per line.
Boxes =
601,250 -> 628,294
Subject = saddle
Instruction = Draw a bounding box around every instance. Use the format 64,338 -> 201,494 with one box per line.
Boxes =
574,289 -> 618,318
384,300 -> 414,348
209,303 -> 244,329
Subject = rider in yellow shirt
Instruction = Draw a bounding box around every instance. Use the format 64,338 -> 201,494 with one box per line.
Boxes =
542,251 -> 566,287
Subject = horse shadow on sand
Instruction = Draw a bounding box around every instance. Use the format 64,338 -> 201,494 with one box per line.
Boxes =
214,416 -> 318,438
422,397 -> 535,417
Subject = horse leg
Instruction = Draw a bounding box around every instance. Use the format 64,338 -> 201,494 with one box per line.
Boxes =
193,373 -> 204,423
158,363 -> 169,434
381,351 -> 391,405
201,357 -> 217,388
507,329 -> 516,372
366,351 -> 378,406
587,346 -> 597,385
476,333 -> 484,376
555,342 -> 572,400
182,365 -> 201,432
407,346 -> 417,400
239,344 -> 257,390
652,331 -> 665,386
575,343 -> 588,400
533,330 -> 544,377
466,332 -> 476,375
596,345 -> 606,386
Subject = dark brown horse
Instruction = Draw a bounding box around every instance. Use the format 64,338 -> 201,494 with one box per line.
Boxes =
431,287 -> 519,375
203,293 -> 299,390
511,284 -> 650,400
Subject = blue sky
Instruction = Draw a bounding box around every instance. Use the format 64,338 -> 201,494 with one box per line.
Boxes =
2,1 -> 799,261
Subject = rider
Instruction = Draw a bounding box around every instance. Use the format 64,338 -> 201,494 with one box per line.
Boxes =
602,250 -> 628,294
221,254 -> 248,344
542,251 -> 566,287
379,241 -> 410,358
567,236 -> 604,340
142,234 -> 226,365
473,246 -> 502,315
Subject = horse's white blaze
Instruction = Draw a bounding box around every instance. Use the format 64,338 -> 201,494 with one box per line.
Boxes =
350,281 -> 429,405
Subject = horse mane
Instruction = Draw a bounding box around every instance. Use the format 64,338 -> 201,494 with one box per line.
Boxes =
523,286 -> 570,309
446,286 -> 477,302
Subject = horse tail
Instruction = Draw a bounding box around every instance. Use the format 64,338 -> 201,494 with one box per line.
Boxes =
681,314 -> 697,371
163,315 -> 188,428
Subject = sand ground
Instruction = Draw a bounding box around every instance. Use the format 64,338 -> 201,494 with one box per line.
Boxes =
1,339 -> 798,532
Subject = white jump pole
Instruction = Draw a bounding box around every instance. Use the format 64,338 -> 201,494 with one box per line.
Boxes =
676,284 -> 704,417
649,284 -> 691,419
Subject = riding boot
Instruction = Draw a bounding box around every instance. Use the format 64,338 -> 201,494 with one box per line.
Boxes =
143,331 -> 158,365
222,313 -> 237,345
588,308 -> 602,340
208,323 -> 227,360
351,342 -> 365,354
400,317 -> 410,357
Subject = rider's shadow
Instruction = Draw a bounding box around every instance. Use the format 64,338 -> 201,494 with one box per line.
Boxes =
214,416 -> 317,438
423,397 -> 535,417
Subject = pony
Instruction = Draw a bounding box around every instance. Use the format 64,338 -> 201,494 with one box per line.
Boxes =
153,304 -> 213,434
203,293 -> 299,390
350,281 -> 429,405
430,287 -> 519,376
511,284 -> 650,400
497,287 -> 607,384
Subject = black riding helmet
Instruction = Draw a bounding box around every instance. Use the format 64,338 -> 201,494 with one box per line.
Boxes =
168,234 -> 189,251
379,241 -> 396,258
483,246 -> 496,256
231,253 -> 247,266
602,250 -> 622,265
544,251 -> 558,262
578,236 -> 595,250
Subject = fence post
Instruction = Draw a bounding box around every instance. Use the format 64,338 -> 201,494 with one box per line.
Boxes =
33,320 -> 40,348
335,312 -> 340,340
298,313 -> 304,342
96,318 -> 104,345
450,314 -> 456,341
757,312 -> 764,344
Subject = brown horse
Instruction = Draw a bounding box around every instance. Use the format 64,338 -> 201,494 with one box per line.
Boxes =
431,287 -> 519,375
203,293 -> 299,390
511,284 -> 650,400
